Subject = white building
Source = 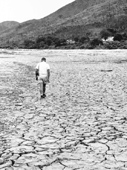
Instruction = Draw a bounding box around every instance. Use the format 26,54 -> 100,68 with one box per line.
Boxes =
102,36 -> 114,42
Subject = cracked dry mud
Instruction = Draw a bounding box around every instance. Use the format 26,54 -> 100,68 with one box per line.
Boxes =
0,49 -> 127,170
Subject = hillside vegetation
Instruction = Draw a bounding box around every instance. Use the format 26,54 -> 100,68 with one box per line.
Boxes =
0,21 -> 19,34
0,0 -> 127,49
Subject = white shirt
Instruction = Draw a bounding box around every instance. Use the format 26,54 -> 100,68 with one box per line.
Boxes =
36,61 -> 50,76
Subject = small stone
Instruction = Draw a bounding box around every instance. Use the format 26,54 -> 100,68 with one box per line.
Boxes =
98,139 -> 108,143
0,158 -> 4,164
115,152 -> 127,162
15,103 -> 22,106
0,161 -> 12,169
4,167 -> 14,170
9,154 -> 19,160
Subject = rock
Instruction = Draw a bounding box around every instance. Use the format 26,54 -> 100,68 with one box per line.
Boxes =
115,152 -> 127,162
0,158 -> 4,164
0,161 -> 12,169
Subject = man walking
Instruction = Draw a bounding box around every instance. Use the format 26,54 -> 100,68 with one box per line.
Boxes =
35,57 -> 50,98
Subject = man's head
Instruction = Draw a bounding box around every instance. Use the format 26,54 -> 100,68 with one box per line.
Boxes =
41,57 -> 46,62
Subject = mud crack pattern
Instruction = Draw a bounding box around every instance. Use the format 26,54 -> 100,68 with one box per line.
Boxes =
0,49 -> 127,170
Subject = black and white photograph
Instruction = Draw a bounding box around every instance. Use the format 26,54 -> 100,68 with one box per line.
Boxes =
0,0 -> 127,169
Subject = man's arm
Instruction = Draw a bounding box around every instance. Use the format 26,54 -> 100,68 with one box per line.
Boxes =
35,63 -> 39,80
47,69 -> 50,82
35,69 -> 39,80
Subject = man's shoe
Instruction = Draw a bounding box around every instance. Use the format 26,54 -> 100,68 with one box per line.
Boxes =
43,94 -> 46,98
41,94 -> 46,98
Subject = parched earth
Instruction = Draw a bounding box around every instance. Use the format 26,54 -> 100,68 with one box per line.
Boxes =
0,49 -> 127,170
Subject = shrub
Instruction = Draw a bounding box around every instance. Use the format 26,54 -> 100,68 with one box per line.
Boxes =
107,28 -> 116,34
24,39 -> 35,49
74,37 -> 79,42
36,36 -> 46,44
90,38 -> 103,47
100,29 -> 112,40
103,41 -> 122,49
122,33 -> 127,40
79,37 -> 89,43
113,34 -> 123,41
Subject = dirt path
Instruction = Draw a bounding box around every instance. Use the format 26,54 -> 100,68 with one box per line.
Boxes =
0,50 -> 127,170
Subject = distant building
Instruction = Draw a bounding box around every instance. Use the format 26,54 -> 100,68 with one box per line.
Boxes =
66,39 -> 75,44
102,36 -> 114,42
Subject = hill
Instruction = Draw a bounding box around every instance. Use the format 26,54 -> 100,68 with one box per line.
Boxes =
0,0 -> 127,48
0,21 -> 19,34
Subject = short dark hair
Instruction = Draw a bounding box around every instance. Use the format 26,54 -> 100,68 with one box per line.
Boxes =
41,57 -> 46,62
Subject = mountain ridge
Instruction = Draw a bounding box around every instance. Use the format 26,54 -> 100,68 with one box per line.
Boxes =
0,21 -> 19,34
0,0 -> 127,48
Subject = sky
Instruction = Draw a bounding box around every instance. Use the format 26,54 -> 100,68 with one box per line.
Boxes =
0,0 -> 75,23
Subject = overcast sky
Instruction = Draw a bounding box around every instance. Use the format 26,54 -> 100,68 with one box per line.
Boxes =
0,0 -> 75,23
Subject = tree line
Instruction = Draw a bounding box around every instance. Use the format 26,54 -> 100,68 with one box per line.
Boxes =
22,29 -> 127,49
2,28 -> 127,49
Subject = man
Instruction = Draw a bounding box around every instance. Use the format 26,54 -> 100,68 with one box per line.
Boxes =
35,57 -> 50,98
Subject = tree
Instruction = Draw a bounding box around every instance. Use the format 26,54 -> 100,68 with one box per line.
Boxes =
113,34 -> 123,41
24,39 -> 35,49
79,37 -> 89,43
100,29 -> 112,40
74,37 -> 79,42
90,38 -> 103,47
36,36 -> 46,44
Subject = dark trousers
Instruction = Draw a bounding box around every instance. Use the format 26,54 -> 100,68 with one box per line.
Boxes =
43,82 -> 46,94
40,81 -> 46,95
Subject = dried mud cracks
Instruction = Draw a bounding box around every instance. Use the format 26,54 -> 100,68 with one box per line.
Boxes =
0,51 -> 127,170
